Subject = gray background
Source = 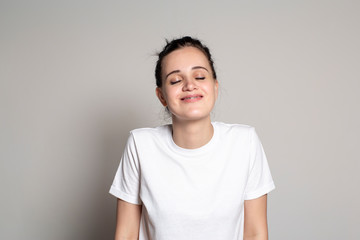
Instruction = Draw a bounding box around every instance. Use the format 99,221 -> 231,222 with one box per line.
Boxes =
1,0 -> 359,239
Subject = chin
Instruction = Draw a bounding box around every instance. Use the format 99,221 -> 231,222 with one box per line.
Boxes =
169,106 -> 214,122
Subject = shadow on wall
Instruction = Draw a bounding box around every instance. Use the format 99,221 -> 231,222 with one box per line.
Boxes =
77,106 -> 145,240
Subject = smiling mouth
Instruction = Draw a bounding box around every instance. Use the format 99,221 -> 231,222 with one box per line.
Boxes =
182,96 -> 201,100
181,95 -> 203,102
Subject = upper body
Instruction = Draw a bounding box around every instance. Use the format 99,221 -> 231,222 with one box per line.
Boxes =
110,122 -> 275,239
109,36 -> 275,240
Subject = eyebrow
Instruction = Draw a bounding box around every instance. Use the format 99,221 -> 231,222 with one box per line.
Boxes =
165,70 -> 181,79
165,66 -> 209,79
192,66 -> 209,72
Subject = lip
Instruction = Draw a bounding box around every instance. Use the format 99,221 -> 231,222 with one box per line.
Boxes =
181,94 -> 203,103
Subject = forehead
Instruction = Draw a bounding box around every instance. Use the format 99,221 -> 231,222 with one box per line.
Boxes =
162,47 -> 210,73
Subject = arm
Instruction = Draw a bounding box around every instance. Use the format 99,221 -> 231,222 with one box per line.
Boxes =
243,194 -> 268,240
114,198 -> 142,240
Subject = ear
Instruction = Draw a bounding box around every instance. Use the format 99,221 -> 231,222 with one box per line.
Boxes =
214,80 -> 219,100
156,87 -> 167,107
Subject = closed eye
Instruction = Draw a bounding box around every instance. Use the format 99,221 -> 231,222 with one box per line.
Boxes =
195,77 -> 205,80
170,80 -> 181,85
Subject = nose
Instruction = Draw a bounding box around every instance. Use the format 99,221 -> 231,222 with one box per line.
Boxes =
182,78 -> 197,91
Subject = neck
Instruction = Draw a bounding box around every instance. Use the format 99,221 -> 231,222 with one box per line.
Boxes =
171,116 -> 214,149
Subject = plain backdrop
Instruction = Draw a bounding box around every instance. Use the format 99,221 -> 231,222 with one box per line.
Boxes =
1,0 -> 359,239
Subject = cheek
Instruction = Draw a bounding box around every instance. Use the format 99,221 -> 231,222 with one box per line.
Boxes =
204,83 -> 217,96
163,87 -> 179,102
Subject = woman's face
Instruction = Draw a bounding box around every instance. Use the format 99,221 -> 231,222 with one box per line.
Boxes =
156,46 -> 218,122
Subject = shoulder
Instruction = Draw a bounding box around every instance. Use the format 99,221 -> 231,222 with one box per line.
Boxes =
213,121 -> 255,136
130,124 -> 170,135
129,125 -> 171,143
125,125 -> 171,156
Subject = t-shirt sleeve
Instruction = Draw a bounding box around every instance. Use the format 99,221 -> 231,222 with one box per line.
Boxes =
109,132 -> 142,205
244,128 -> 275,200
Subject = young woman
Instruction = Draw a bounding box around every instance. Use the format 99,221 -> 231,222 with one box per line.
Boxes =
109,36 -> 275,240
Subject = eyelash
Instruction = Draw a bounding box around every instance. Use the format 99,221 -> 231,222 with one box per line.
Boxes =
170,80 -> 181,85
170,76 -> 205,85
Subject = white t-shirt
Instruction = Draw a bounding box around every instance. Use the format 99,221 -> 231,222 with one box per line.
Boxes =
109,122 -> 275,240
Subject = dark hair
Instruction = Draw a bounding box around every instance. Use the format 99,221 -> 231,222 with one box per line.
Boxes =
155,36 -> 217,87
